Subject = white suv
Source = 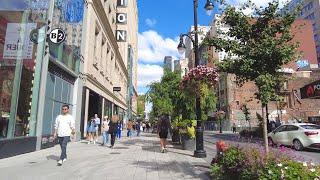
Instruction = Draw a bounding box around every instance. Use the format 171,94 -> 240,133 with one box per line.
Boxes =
268,123 -> 320,151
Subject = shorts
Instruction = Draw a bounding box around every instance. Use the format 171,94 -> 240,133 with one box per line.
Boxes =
159,131 -> 168,139
87,125 -> 96,133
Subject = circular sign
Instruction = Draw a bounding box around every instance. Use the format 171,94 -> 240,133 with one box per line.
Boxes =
49,28 -> 66,44
30,29 -> 39,44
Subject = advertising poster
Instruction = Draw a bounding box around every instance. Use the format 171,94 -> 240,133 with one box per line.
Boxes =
3,23 -> 36,60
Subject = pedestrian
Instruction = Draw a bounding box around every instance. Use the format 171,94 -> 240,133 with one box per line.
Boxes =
146,122 -> 150,133
232,122 -> 236,133
116,121 -> 122,139
127,119 -> 133,137
142,123 -> 146,132
136,121 -> 141,137
53,104 -> 75,166
101,116 -> 110,146
157,115 -> 171,153
87,117 -> 96,144
93,114 -> 101,143
108,115 -> 118,148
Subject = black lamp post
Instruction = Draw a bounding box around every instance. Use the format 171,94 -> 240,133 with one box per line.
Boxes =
177,0 -> 214,158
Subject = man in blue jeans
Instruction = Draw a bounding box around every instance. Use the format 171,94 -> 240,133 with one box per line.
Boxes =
53,104 -> 75,166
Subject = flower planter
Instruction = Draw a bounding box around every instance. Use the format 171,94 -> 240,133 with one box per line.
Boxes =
171,130 -> 181,144
181,134 -> 195,151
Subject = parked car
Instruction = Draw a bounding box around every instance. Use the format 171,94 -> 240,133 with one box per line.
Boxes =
268,123 -> 320,151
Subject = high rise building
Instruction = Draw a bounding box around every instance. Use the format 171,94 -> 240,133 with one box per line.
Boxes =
281,0 -> 320,62
185,25 -> 210,68
163,56 -> 173,71
173,58 -> 189,77
81,0 -> 138,136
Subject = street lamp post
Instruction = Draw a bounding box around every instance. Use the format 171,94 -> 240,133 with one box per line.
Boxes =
177,0 -> 214,158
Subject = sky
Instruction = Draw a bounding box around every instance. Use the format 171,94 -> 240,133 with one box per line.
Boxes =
136,0 -> 287,112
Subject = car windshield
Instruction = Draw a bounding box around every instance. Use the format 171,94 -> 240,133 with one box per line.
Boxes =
300,125 -> 320,130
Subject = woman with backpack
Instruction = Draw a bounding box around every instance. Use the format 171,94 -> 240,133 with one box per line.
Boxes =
157,115 -> 171,153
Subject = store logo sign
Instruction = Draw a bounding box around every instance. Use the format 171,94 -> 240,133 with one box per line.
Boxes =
116,1 -> 128,42
116,13 -> 127,24
116,30 -> 127,42
301,81 -> 320,99
49,28 -> 66,44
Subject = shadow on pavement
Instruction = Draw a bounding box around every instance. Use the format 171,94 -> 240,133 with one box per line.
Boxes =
130,160 -> 210,179
46,155 -> 59,161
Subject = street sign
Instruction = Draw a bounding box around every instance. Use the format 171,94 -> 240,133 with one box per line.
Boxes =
30,28 -> 39,44
113,87 -> 121,92
49,28 -> 66,44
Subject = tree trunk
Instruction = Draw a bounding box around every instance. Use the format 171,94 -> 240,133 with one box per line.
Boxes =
262,104 -> 269,154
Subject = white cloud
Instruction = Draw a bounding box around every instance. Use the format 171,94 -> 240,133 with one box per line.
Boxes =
223,0 -> 288,16
138,30 -> 181,64
138,64 -> 163,87
227,0 -> 287,8
145,18 -> 157,27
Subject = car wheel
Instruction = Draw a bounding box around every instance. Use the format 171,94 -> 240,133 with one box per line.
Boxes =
293,139 -> 304,151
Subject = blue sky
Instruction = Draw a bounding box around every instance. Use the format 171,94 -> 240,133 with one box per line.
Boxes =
137,0 -> 220,39
137,0 -> 223,96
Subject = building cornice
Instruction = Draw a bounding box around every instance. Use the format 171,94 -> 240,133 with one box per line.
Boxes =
91,0 -> 129,80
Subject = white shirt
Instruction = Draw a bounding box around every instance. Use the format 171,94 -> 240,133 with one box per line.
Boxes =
54,114 -> 75,137
95,117 -> 101,125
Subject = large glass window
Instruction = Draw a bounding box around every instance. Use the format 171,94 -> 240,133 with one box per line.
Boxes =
0,0 -> 50,139
42,63 -> 75,136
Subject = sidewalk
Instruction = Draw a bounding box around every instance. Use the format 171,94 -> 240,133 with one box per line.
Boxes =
0,133 -> 211,180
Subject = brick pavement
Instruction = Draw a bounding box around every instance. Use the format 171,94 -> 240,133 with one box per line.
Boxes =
0,133 -> 211,180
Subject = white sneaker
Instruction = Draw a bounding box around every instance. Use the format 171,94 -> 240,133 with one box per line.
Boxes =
62,158 -> 67,163
93,141 -> 96,144
87,141 -> 91,144
57,160 -> 63,166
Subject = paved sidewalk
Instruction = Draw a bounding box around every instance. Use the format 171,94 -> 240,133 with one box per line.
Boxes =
0,133 -> 211,180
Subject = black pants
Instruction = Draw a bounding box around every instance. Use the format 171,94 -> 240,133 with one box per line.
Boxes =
58,136 -> 70,160
110,132 -> 116,146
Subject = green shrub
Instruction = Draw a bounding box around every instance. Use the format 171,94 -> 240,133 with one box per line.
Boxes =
210,145 -> 320,180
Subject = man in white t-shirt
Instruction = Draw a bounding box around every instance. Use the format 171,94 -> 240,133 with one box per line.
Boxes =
53,104 -> 75,166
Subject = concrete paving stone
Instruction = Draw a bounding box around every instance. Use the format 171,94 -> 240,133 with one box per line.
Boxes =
0,133 -> 211,180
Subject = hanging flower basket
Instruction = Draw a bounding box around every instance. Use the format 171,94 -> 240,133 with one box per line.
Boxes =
180,65 -> 219,96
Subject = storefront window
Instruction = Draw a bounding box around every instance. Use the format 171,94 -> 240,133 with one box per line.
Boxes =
104,99 -> 112,119
0,0 -> 50,139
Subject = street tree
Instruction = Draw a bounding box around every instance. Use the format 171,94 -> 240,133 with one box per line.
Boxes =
206,0 -> 300,153
137,95 -> 146,118
241,104 -> 251,130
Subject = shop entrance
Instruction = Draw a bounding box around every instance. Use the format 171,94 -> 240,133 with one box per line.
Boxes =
87,90 -> 102,133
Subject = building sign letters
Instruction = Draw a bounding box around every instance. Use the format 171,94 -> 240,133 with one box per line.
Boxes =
300,80 -> 320,99
116,0 -> 128,42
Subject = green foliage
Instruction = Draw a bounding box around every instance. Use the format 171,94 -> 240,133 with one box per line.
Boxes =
137,95 -> 145,117
177,119 -> 196,139
210,146 -> 247,180
200,84 -> 217,121
211,145 -> 320,180
146,69 -> 216,121
206,1 -> 300,106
